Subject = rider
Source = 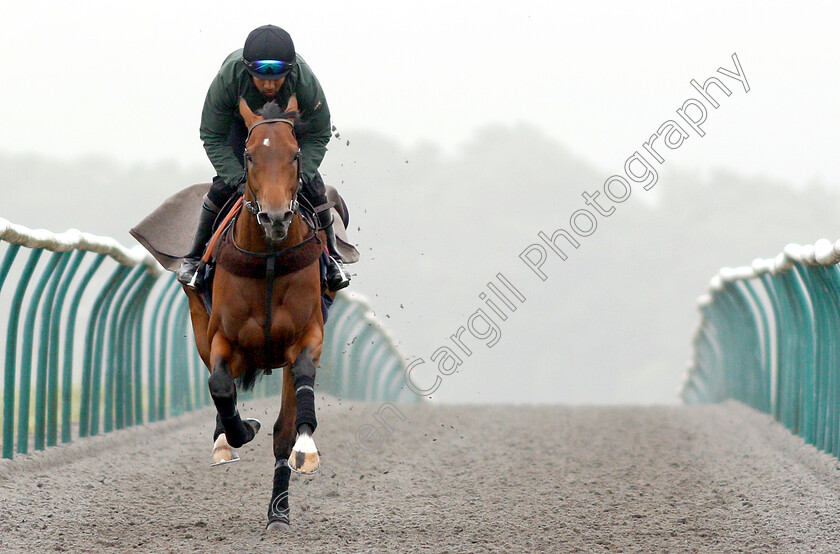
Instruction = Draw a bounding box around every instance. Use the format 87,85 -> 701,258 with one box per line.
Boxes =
177,24 -> 350,292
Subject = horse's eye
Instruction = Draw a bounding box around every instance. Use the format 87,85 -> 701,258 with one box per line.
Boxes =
244,152 -> 252,164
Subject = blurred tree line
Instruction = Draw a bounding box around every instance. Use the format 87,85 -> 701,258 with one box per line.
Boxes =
1,126 -> 836,404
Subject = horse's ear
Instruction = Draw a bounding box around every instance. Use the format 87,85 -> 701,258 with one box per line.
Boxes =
239,97 -> 258,127
286,94 -> 298,113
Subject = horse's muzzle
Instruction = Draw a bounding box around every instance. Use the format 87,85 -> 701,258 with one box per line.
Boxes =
257,210 -> 294,242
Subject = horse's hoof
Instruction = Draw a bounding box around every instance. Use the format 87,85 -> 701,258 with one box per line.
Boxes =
288,433 -> 320,475
245,417 -> 262,434
244,417 -> 262,441
266,518 -> 291,532
211,433 -> 240,466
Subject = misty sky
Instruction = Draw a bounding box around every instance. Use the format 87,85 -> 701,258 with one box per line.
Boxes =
2,1 -> 838,189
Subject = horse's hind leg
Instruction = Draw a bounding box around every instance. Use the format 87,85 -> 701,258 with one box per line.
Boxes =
267,366 -> 297,530
267,347 -> 320,530
183,287 -> 211,368
208,334 -> 261,458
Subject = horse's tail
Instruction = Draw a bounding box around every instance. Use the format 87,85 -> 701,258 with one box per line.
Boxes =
237,366 -> 263,391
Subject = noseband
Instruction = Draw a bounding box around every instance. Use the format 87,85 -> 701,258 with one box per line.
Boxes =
242,118 -> 303,220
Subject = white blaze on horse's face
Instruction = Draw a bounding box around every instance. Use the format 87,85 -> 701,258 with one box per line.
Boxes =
246,122 -> 299,244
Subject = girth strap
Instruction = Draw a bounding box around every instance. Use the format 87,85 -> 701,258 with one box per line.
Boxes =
264,255 -> 275,369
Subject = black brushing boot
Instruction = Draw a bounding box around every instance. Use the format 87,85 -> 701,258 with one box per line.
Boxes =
267,463 -> 292,529
316,209 -> 350,292
177,195 -> 219,289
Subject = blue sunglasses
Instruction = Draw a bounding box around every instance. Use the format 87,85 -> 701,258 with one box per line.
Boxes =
244,59 -> 294,77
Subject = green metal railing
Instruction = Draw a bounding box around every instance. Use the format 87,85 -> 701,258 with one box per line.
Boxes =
682,239 -> 840,458
321,292 -> 416,403
0,217 -> 414,460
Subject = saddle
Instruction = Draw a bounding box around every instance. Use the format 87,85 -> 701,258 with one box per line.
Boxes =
130,183 -> 359,272
130,183 -> 358,324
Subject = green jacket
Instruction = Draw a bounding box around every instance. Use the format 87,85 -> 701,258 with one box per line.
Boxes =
200,49 -> 332,187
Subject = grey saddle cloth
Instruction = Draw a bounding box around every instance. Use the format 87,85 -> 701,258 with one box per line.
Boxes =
130,183 -> 360,272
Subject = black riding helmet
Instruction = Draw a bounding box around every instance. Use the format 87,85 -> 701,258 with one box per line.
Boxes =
242,25 -> 296,80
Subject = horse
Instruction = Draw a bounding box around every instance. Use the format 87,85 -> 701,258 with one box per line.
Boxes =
183,97 -> 328,531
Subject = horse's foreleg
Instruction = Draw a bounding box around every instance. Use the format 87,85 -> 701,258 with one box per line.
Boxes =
208,334 -> 261,457
267,366 -> 297,530
190,295 -> 243,465
288,346 -> 320,474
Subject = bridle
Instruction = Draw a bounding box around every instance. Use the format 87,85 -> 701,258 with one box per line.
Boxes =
241,118 -> 303,226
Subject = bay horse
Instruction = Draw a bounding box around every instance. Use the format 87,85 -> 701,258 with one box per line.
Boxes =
183,97 -> 328,530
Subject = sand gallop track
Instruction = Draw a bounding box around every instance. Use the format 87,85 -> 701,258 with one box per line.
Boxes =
2,398 -> 840,553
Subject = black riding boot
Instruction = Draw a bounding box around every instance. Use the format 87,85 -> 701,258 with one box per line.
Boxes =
177,196 -> 219,288
317,209 -> 350,292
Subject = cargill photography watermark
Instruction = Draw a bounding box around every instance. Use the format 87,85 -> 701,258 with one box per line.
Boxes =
520,52 -> 749,280
332,52 -> 751,466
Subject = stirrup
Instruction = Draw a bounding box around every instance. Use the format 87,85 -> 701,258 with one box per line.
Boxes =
177,258 -> 203,288
326,256 -> 350,291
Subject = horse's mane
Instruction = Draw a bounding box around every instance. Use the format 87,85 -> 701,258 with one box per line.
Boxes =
257,101 -> 306,135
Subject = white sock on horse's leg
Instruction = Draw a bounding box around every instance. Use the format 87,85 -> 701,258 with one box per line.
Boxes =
289,432 -> 320,474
